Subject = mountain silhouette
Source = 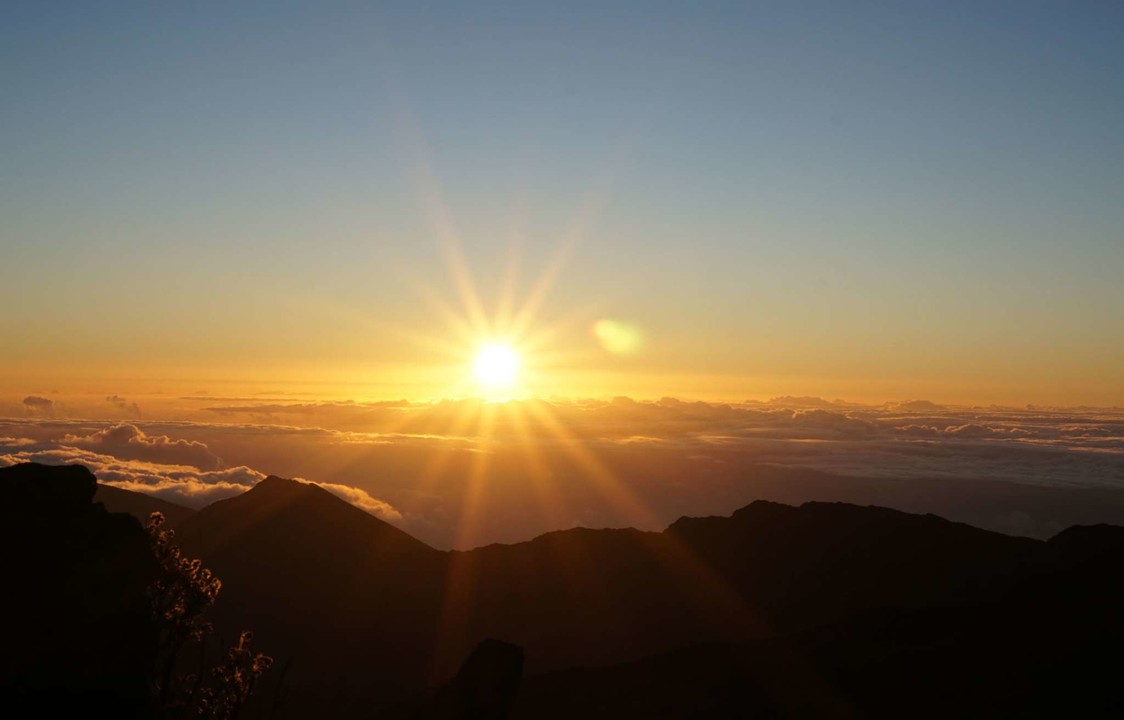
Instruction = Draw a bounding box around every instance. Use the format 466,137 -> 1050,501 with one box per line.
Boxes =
0,463 -> 159,716
664,500 -> 1040,629
94,482 -> 195,526
173,476 -> 449,715
169,474 -> 1124,717
8,463 -> 1124,717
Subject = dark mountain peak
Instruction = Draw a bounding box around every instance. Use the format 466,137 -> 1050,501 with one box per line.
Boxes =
664,498 -> 798,536
237,474 -> 346,506
179,472 -> 416,541
171,474 -> 448,711
203,473 -> 365,524
733,498 -> 933,523
0,462 -> 97,508
1048,522 -> 1124,546
1046,523 -> 1124,562
174,473 -> 441,586
471,525 -> 656,554
670,497 -> 1029,546
664,495 -> 1043,632
734,498 -> 792,513
730,497 -> 798,519
249,474 -> 307,494
242,475 -> 366,515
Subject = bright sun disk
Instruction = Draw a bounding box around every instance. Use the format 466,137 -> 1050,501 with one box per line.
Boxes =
474,343 -> 520,390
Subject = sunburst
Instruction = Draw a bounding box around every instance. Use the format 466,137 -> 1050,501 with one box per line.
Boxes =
374,114 -> 723,677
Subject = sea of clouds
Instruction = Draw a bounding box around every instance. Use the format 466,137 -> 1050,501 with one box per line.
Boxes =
3,394 -> 1122,548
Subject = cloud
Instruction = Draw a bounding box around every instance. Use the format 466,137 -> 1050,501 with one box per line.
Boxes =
105,395 -> 142,418
789,408 -> 879,435
884,400 -> 947,412
0,436 -> 38,447
0,445 -> 262,507
302,480 -> 403,522
766,396 -> 844,409
99,471 -> 264,508
63,423 -> 223,470
22,396 -> 54,417
0,422 -> 403,522
894,424 -> 942,438
944,423 -> 1012,438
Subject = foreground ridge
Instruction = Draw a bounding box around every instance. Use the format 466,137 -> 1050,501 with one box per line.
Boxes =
4,463 -> 1123,718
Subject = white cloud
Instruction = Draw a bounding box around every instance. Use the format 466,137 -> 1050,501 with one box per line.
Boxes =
63,423 -> 223,470
298,479 -> 403,522
0,425 -> 403,521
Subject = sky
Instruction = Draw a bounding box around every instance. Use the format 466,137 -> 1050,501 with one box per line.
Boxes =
3,2 -> 1123,406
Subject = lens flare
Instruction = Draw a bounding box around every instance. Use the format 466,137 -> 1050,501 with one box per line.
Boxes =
593,319 -> 642,355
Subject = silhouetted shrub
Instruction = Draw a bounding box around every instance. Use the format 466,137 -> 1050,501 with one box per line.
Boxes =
196,631 -> 274,719
146,512 -> 272,719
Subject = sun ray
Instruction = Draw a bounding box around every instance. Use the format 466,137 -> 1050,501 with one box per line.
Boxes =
415,285 -> 480,348
506,237 -> 575,340
520,400 -> 660,532
396,100 -> 492,341
385,402 -> 483,562
507,136 -> 633,339
492,233 -> 524,337
432,401 -> 500,678
440,235 -> 493,340
450,401 -> 498,549
504,401 -> 571,533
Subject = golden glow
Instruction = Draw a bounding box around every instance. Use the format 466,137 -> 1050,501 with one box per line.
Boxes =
593,318 -> 642,355
474,343 -> 520,392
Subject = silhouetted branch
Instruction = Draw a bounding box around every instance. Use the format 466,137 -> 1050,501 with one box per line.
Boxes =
145,512 -> 272,719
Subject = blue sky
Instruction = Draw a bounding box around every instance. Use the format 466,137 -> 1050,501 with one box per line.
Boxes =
2,2 -> 1122,404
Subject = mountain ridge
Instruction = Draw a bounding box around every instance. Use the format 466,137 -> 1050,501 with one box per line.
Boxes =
93,483 -> 195,526
7,463 -> 1123,717
168,473 -> 1121,716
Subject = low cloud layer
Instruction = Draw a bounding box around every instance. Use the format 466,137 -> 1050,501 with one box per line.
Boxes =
64,424 -> 223,470
0,422 -> 402,523
1,396 -> 1122,548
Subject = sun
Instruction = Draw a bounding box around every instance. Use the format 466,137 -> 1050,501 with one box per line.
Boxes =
474,343 -> 520,392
